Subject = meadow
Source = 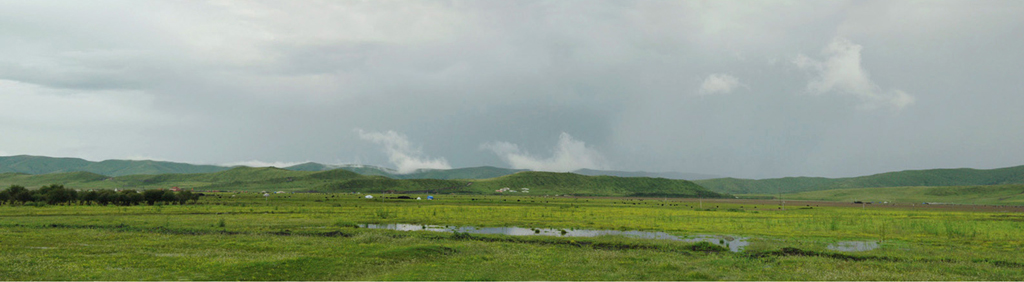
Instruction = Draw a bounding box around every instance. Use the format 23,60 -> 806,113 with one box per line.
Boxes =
1,192 -> 1023,280
776,184 -> 1024,206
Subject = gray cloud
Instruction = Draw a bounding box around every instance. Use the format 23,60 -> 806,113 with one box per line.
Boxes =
1,1 -> 1022,178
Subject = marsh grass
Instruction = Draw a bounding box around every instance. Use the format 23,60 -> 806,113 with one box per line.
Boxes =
0,193 -> 1022,280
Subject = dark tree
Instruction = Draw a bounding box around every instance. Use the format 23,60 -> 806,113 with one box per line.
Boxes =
127,190 -> 144,206
39,184 -> 74,205
96,190 -> 114,206
81,190 -> 98,205
177,190 -> 193,205
10,185 -> 34,205
143,189 -> 164,205
161,190 -> 177,204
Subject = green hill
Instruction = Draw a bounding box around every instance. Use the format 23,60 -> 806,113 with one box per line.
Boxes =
3,155 -> 715,182
781,184 -> 1024,206
283,162 -> 336,172
573,168 -> 720,180
0,155 -> 230,176
395,166 -> 526,180
0,167 -> 726,198
315,171 -> 721,197
0,171 -> 110,188
696,165 -> 1024,194
321,165 -> 525,180
0,156 -> 92,174
465,171 -> 721,197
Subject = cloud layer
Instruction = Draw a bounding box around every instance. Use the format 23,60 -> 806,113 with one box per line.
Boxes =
482,133 -> 607,172
355,129 -> 451,174
1,2 -> 1022,178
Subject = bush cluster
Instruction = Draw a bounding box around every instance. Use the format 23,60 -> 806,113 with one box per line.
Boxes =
0,184 -> 200,206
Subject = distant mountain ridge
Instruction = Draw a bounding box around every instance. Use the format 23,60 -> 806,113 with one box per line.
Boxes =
695,165 -> 1024,194
0,166 -> 725,198
284,162 -> 527,180
286,163 -> 720,180
0,155 -> 719,180
572,168 -> 720,181
9,155 -> 1024,194
0,155 -> 230,176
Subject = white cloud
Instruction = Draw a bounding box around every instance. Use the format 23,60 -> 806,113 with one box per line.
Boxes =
794,37 -> 915,110
121,155 -> 172,162
699,73 -> 741,95
221,160 -> 308,168
354,129 -> 451,174
482,132 -> 608,172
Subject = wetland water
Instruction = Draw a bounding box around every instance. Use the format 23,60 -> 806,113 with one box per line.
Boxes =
826,240 -> 879,252
363,223 -> 749,252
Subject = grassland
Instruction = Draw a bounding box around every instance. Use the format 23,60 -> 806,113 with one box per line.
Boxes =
774,184 -> 1024,206
1,193 -> 1023,280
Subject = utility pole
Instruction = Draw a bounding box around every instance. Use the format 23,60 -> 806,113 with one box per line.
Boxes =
778,187 -> 784,210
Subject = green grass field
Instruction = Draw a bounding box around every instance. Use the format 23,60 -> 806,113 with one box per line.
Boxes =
1,193 -> 1023,280
768,184 -> 1024,206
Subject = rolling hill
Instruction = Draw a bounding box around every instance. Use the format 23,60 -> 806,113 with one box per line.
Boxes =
287,163 -> 527,180
0,155 -> 230,176
0,167 -> 726,198
572,168 -> 720,180
696,165 -> 1024,194
2,155 -> 719,182
290,163 -> 718,181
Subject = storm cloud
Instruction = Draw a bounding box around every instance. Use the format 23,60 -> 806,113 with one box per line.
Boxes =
1,1 -> 1022,178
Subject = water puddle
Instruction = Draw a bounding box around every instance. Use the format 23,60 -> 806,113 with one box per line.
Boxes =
827,241 -> 879,252
363,223 -> 749,252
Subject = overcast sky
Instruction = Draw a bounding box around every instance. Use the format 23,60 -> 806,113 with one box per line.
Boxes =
2,1 -> 1022,178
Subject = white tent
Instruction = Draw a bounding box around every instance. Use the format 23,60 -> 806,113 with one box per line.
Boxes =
365,195 -> 373,199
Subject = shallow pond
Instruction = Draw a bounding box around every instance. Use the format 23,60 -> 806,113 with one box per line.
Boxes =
363,223 -> 749,252
827,241 -> 879,252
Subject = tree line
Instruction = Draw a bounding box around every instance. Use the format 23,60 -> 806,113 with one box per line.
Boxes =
0,184 -> 200,206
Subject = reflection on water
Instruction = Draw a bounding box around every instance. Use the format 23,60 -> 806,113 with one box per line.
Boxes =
827,241 -> 879,252
362,223 -> 749,252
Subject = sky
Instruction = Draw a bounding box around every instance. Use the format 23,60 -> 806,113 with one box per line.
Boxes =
1,0 -> 1023,179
